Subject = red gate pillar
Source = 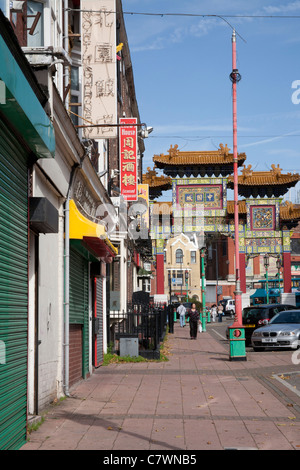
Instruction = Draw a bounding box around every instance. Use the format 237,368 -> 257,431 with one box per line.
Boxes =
283,252 -> 292,293
239,253 -> 247,293
156,254 -> 165,295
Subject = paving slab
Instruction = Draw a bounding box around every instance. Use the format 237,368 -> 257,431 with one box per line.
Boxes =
21,321 -> 300,452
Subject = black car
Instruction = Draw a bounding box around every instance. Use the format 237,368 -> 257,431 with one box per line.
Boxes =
242,304 -> 295,344
183,302 -> 192,311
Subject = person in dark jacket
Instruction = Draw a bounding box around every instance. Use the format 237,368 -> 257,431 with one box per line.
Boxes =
187,303 -> 200,339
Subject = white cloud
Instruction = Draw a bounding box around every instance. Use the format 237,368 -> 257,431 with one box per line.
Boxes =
125,0 -> 300,53
263,1 -> 300,14
239,129 -> 300,149
153,123 -> 254,134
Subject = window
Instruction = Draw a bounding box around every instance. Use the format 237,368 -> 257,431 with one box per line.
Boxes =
142,278 -> 151,293
191,251 -> 196,264
177,271 -> 183,285
176,249 -> 183,264
144,262 -> 151,272
10,0 -> 43,47
70,66 -> 80,126
27,1 -> 44,47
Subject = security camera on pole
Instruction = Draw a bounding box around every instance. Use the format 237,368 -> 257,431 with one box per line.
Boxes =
228,30 -> 247,361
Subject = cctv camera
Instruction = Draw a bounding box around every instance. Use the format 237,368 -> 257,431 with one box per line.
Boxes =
140,126 -> 154,139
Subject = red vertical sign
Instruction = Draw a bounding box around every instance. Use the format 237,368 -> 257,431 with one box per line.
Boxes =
119,117 -> 138,201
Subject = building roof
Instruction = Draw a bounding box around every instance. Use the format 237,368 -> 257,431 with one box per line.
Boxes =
226,200 -> 247,214
279,202 -> 300,221
227,164 -> 300,197
142,167 -> 172,199
151,201 -> 173,215
153,143 -> 247,177
226,200 -> 300,222
152,199 -> 300,223
143,167 -> 172,188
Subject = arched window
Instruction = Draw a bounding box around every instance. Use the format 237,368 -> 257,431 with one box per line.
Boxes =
176,249 -> 183,264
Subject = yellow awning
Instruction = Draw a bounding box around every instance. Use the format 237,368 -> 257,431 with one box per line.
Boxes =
69,199 -> 118,261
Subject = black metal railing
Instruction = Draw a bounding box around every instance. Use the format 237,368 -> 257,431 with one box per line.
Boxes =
109,304 -> 168,359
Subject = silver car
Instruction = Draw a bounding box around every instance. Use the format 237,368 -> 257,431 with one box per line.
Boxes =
251,310 -> 300,351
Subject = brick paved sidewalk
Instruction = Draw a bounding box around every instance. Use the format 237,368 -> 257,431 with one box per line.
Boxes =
21,322 -> 300,451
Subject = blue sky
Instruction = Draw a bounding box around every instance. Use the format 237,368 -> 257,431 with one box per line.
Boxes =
122,0 -> 300,201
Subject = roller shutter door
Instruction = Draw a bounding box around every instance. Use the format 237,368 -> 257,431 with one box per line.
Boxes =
95,277 -> 103,366
69,247 -> 89,383
206,285 -> 217,303
0,121 -> 29,450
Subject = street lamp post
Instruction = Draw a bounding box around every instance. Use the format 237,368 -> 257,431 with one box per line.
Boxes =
228,30 -> 246,361
264,253 -> 270,304
200,248 -> 207,332
185,270 -> 189,302
208,243 -> 219,322
168,271 -> 174,333
276,255 -> 282,293
180,253 -> 183,302
168,271 -> 172,303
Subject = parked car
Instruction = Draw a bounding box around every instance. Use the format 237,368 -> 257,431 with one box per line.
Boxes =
183,302 -> 192,311
226,304 -> 295,344
251,309 -> 300,351
224,299 -> 235,316
218,298 -> 234,316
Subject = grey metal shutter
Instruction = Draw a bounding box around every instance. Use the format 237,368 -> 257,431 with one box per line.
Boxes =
69,247 -> 89,379
0,121 -> 28,450
96,277 -> 103,366
206,285 -> 217,303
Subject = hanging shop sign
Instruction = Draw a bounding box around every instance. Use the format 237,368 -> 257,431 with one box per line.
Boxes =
137,184 -> 149,228
119,117 -> 138,201
81,0 -> 117,139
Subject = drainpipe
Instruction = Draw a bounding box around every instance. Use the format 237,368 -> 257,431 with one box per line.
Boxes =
63,0 -> 69,110
64,164 -> 79,397
64,195 -> 70,397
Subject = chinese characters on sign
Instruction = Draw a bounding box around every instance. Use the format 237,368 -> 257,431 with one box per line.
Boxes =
177,185 -> 223,209
81,0 -> 117,139
120,118 -> 138,201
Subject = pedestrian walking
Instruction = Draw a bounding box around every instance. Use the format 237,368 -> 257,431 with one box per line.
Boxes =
177,302 -> 186,327
211,304 -> 217,322
187,302 -> 200,339
217,303 -> 224,322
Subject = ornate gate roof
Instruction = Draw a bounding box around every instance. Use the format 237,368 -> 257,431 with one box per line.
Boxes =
153,143 -> 246,177
227,164 -> 300,197
142,167 -> 172,199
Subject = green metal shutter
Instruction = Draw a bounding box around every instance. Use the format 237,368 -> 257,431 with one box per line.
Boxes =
69,247 -> 89,378
96,277 -> 103,366
0,121 -> 28,450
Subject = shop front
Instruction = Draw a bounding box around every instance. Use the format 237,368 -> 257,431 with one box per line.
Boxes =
68,200 -> 117,387
0,12 -> 54,450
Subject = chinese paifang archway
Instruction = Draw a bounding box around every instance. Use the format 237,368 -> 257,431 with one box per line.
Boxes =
143,144 -> 300,304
